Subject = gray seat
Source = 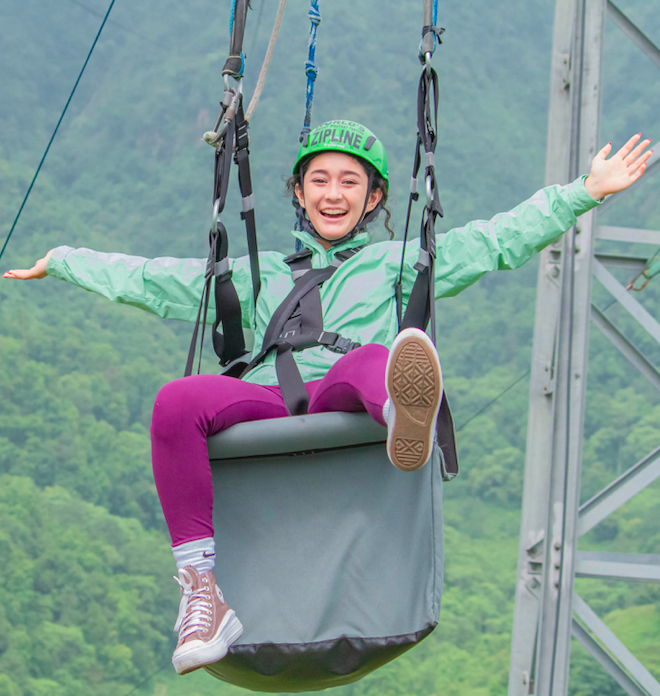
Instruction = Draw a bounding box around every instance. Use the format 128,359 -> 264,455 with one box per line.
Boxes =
206,412 -> 444,693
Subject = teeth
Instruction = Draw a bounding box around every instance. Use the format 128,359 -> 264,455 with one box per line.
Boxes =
322,210 -> 346,216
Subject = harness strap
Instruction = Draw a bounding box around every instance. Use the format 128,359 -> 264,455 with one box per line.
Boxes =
241,247 -> 362,414
234,98 -> 261,306
394,19 -> 458,480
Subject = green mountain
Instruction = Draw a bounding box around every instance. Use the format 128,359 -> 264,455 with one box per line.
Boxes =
1,0 -> 660,694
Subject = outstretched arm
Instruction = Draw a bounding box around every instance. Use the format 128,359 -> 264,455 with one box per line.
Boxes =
426,132 -> 653,299
584,133 -> 652,201
3,249 -> 53,279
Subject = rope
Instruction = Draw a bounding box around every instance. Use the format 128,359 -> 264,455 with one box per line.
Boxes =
300,0 -> 321,144
246,0 -> 288,123
229,0 -> 238,46
0,0 -> 116,263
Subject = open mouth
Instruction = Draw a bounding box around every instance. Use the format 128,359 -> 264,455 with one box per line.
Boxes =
320,209 -> 348,219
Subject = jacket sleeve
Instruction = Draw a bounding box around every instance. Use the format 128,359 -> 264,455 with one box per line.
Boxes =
402,176 -> 600,299
46,246 -> 256,326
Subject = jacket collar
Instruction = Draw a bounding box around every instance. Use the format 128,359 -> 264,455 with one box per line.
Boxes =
290,229 -> 370,260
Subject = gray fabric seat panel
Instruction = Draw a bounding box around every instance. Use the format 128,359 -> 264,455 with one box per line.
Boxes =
210,415 -> 443,646
207,412 -> 387,459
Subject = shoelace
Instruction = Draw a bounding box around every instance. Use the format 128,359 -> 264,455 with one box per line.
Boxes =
173,569 -> 225,640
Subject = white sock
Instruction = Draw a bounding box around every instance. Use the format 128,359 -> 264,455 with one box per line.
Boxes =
172,538 -> 216,574
382,398 -> 391,424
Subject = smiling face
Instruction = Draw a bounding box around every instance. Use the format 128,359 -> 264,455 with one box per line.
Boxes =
294,151 -> 383,247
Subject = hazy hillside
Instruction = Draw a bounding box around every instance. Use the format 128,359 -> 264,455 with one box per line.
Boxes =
1,0 -> 659,694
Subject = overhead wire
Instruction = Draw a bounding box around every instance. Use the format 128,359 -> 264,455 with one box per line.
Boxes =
455,368 -> 531,432
0,0 -> 116,263
120,662 -> 169,696
66,0 -> 153,43
247,0 -> 267,57
246,0 -> 287,123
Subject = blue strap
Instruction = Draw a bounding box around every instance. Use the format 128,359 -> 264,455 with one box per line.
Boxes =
229,0 -> 237,42
300,0 -> 322,144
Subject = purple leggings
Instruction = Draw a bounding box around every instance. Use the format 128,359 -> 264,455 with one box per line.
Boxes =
151,343 -> 389,546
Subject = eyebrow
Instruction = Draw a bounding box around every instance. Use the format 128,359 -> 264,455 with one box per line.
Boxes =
307,168 -> 364,177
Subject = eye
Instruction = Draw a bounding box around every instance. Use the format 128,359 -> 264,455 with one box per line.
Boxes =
311,177 -> 327,184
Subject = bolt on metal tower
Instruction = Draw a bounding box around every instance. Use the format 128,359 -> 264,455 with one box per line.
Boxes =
508,0 -> 660,694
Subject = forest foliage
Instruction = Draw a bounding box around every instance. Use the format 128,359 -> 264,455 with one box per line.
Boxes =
1,0 -> 660,694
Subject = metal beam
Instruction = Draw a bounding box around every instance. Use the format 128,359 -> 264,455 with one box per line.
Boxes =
508,1 -> 580,693
576,551 -> 660,581
607,0 -> 660,70
596,225 -> 660,246
594,253 -> 646,275
578,445 -> 660,537
591,305 -> 660,392
593,259 -> 660,345
572,620 -> 646,696
573,594 -> 660,696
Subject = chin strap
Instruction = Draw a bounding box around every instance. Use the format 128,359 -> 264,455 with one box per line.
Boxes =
292,172 -> 382,246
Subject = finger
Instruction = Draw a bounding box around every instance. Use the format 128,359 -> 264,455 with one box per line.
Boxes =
631,161 -> 648,183
616,133 -> 642,159
629,149 -> 654,175
3,268 -> 33,280
624,137 -> 652,165
597,142 -> 612,159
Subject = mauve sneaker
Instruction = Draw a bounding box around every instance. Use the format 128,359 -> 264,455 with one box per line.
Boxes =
172,566 -> 243,675
385,328 -> 443,471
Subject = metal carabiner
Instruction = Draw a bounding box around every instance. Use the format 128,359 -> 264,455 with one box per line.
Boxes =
212,198 -> 222,234
424,51 -> 432,76
626,271 -> 651,292
425,174 -> 434,208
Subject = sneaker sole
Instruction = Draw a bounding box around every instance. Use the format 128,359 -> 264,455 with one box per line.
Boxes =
172,610 -> 244,675
386,329 -> 443,471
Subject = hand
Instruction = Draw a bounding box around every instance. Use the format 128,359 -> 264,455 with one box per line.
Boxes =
3,249 -> 54,280
585,133 -> 653,201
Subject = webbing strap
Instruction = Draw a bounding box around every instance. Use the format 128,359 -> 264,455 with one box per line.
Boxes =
234,98 -> 261,305
394,11 -> 458,480
241,248 -> 362,414
184,229 -> 248,378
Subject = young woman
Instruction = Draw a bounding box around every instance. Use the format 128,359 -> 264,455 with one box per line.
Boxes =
4,121 -> 652,675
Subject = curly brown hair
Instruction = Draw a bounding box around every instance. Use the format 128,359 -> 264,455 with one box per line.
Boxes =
284,154 -> 394,239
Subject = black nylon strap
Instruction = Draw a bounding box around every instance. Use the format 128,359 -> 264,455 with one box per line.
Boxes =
240,265 -> 337,378
275,347 -> 310,416
234,98 -> 261,305
437,395 -> 458,478
241,248 -> 363,414
395,58 -> 459,480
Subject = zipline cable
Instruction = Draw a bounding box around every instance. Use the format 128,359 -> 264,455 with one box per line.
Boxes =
455,368 -> 531,432
120,661 -> 168,696
0,0 -> 116,263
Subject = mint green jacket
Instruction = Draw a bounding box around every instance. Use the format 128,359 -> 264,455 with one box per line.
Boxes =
47,178 -> 598,386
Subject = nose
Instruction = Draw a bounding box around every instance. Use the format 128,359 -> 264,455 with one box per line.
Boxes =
324,179 -> 342,201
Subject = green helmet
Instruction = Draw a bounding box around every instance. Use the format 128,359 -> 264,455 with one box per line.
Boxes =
293,121 -> 389,184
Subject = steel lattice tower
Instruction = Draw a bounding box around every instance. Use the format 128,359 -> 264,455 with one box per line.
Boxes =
508,0 -> 660,694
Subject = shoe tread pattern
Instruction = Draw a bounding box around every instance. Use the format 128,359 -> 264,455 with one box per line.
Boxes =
387,335 -> 441,471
